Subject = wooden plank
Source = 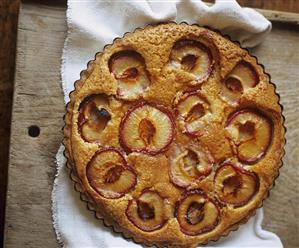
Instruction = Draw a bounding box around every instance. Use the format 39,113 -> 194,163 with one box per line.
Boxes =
0,0 -> 20,246
204,1 -> 299,25
257,8 -> 299,25
4,2 -> 299,248
205,0 -> 299,13
237,0 -> 299,13
4,3 -> 66,248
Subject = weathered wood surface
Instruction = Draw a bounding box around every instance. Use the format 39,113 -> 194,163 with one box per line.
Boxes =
4,3 -> 66,248
4,3 -> 299,248
237,0 -> 299,13
206,0 -> 299,13
0,0 -> 20,245
207,1 -> 299,25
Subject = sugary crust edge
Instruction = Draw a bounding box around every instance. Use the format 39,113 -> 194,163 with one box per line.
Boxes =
62,22 -> 286,248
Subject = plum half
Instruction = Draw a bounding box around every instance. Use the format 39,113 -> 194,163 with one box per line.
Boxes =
169,39 -> 213,84
86,148 -> 137,199
225,109 -> 273,164
175,91 -> 211,136
169,145 -> 213,188
175,190 -> 220,236
220,61 -> 259,105
119,102 -> 175,155
78,94 -> 111,143
214,163 -> 259,207
126,189 -> 168,232
109,50 -> 150,100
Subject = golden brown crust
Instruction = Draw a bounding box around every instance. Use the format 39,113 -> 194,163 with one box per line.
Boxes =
63,23 -> 286,247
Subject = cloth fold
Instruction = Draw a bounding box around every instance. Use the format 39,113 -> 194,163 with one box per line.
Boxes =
53,0 -> 282,247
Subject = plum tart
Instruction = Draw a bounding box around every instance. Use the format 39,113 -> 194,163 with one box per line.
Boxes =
64,23 -> 285,247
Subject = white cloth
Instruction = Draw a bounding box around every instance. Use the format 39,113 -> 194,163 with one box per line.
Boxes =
53,0 -> 282,247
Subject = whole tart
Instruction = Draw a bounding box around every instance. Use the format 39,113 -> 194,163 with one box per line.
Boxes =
64,23 -> 285,247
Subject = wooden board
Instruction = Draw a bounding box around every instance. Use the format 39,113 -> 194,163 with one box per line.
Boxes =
205,1 -> 299,25
4,3 -> 299,248
0,1 -> 20,245
4,3 -> 66,248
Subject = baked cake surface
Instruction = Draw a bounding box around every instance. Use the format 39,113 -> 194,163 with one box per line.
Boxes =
63,23 -> 285,247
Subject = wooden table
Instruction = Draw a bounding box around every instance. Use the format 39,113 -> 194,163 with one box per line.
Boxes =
3,2 -> 299,248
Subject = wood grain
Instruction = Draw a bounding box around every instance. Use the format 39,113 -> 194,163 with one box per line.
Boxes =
237,0 -> 299,13
4,3 -> 66,248
0,0 -> 20,246
205,0 -> 299,13
4,2 -> 299,248
204,1 -> 299,25
257,9 -> 299,25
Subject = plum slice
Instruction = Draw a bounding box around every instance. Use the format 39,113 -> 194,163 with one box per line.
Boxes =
109,50 -> 150,100
119,102 -> 175,155
175,190 -> 220,235
78,94 -> 111,143
126,189 -> 167,231
169,145 -> 213,188
86,148 -> 137,199
225,109 -> 273,164
214,163 -> 259,207
220,61 -> 259,105
175,91 -> 210,136
169,39 -> 213,84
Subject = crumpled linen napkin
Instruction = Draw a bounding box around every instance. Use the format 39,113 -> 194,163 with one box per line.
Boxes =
53,0 -> 282,247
